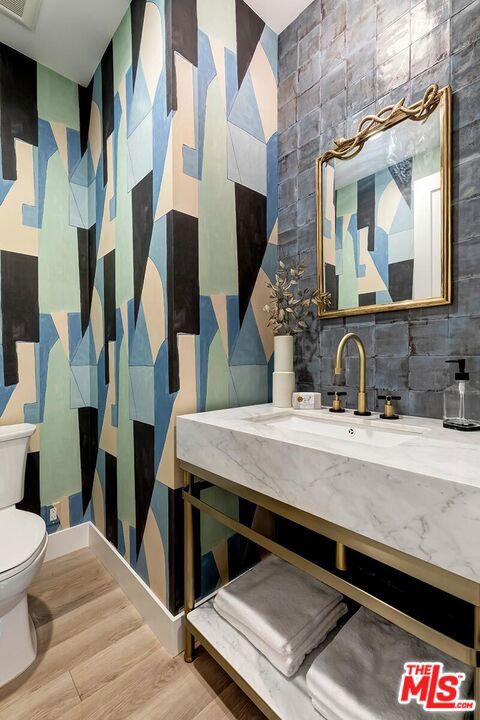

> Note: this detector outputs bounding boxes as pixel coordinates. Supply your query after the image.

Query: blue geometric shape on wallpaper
[70,150,91,188]
[72,325,96,366]
[149,480,169,559]
[67,128,82,181]
[225,48,238,116]
[230,304,266,366]
[261,25,278,79]
[127,298,136,356]
[129,304,153,366]
[127,111,153,191]
[230,364,268,407]
[201,551,220,597]
[69,491,85,527]
[371,226,389,286]
[0,346,15,415]
[197,296,219,413]
[23,121,57,229]
[262,242,277,282]
[153,70,171,212]
[95,160,106,245]
[227,295,240,359]
[136,543,150,586]
[67,312,83,361]
[117,520,126,557]
[390,194,414,235]
[129,524,137,569]
[27,313,59,424]
[71,365,94,409]
[70,182,89,229]
[229,70,265,143]
[267,133,278,238]
[149,216,167,286]
[129,365,155,425]
[154,340,176,474]
[92,65,103,112]
[348,213,365,278]
[376,290,393,304]
[335,216,343,250]
[111,93,122,221]
[127,62,152,138]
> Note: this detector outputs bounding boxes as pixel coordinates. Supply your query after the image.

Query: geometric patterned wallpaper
[1,0,277,615]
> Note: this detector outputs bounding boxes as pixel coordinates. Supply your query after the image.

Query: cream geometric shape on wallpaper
[0,140,37,255]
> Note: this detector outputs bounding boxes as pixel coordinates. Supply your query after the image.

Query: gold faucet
[334,333,371,417]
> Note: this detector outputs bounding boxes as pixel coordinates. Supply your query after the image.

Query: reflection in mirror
[317,85,451,318]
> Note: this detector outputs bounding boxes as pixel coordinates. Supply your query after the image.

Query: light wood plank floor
[0,548,265,720]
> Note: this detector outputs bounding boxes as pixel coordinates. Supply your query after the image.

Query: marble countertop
[177,404,480,584]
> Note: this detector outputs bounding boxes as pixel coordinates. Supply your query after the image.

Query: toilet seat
[0,508,47,581]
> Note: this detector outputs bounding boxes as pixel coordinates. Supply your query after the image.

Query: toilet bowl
[0,424,47,687]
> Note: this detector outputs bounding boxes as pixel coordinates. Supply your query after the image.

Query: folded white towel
[307,607,473,720]
[217,601,348,678]
[214,555,344,657]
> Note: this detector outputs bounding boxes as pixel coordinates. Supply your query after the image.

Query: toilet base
[0,594,38,687]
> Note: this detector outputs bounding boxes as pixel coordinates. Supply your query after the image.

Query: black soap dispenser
[443,359,480,431]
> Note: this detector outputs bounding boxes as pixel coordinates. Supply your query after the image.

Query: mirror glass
[318,87,451,318]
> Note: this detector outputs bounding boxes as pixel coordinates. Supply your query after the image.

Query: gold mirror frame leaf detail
[316,84,452,319]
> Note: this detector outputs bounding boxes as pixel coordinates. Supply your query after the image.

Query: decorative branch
[263,260,331,336]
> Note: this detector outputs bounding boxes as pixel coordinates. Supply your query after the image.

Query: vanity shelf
[180,455,480,720]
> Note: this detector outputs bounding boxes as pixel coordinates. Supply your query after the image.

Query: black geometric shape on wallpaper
[134,421,155,560]
[17,452,40,516]
[79,77,94,157]
[389,158,413,209]
[0,43,38,181]
[101,41,114,188]
[78,225,97,336]
[78,407,98,514]
[357,174,375,252]
[168,487,184,615]
[132,170,154,324]
[103,250,116,385]
[235,183,267,325]
[325,263,338,311]
[105,451,118,548]
[1,251,39,387]
[131,0,147,89]
[360,292,376,307]
[165,0,198,113]
[166,209,200,394]
[235,0,265,88]
[389,259,414,302]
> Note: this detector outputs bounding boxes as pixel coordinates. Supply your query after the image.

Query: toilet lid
[0,508,47,575]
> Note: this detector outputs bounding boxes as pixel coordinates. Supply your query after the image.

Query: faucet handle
[378,394,401,420]
[328,391,347,414]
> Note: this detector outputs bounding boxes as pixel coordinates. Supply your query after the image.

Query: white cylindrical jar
[273,335,295,408]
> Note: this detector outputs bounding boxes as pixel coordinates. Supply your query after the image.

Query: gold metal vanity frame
[316,84,452,319]
[182,460,480,720]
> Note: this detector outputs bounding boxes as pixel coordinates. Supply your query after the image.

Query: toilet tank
[0,424,36,509]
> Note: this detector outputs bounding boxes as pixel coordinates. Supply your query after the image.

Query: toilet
[0,424,48,687]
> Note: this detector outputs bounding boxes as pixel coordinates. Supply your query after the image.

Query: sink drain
[348,428,356,437]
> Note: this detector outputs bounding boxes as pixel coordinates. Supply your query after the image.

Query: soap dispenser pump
[443,359,480,431]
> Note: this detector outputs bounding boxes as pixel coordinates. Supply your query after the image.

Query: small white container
[292,392,322,410]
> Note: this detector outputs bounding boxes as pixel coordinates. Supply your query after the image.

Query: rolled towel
[307,607,473,720]
[218,601,348,678]
[214,555,344,657]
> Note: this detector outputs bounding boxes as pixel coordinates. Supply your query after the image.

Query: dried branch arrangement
[263,260,331,336]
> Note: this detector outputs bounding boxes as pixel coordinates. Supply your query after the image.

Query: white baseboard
[44,522,184,657]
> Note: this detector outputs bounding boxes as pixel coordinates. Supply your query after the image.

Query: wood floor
[0,548,265,720]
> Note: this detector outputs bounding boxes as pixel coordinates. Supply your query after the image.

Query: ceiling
[245,0,313,34]
[0,0,310,87]
[0,0,130,86]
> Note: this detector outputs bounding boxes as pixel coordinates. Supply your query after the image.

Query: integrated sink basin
[247,410,429,448]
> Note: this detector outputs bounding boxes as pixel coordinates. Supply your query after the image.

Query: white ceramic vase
[273,335,295,408]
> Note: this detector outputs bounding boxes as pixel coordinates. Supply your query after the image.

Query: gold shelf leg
[184,472,195,663]
[336,542,347,572]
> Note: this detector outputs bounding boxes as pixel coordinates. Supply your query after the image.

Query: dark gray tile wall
[278,0,480,418]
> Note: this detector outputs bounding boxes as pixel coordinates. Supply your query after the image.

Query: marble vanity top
[177,404,480,585]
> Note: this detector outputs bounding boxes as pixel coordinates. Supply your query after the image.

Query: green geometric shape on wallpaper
[37,65,79,129]
[336,183,356,216]
[197,0,236,51]
[338,227,358,310]
[113,7,132,91]
[230,305,266,366]
[129,365,155,425]
[39,152,80,313]
[117,335,136,526]
[229,364,268,408]
[200,486,238,555]
[40,340,82,505]
[199,76,238,296]
[206,331,230,411]
[115,97,134,306]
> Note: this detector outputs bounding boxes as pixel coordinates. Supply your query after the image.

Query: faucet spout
[334,333,371,416]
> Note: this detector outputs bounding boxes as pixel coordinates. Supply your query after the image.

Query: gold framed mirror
[316,84,452,319]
